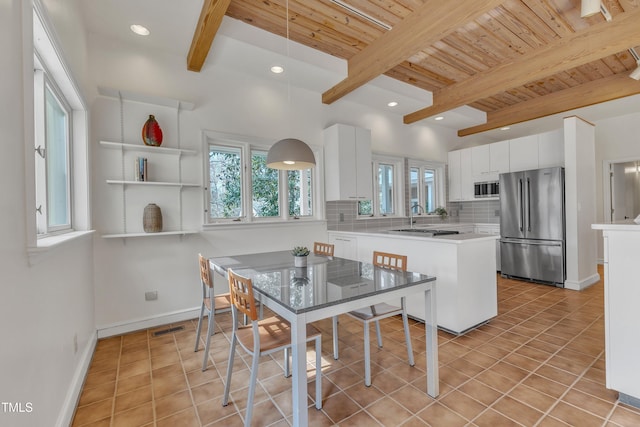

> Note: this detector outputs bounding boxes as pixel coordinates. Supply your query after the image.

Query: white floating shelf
[98,87,195,110]
[102,230,199,239]
[100,141,197,155]
[106,180,200,187]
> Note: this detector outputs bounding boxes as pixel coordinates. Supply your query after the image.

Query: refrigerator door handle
[500,238,562,247]
[518,178,524,232]
[526,177,531,232]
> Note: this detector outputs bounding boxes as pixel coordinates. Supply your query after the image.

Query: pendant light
[581,0,600,18]
[266,0,316,170]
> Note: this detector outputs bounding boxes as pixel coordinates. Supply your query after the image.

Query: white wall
[0,1,96,426]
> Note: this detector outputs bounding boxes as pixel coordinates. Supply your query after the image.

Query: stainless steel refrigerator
[499,167,565,286]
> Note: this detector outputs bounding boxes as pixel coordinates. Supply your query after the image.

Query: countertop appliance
[499,167,565,286]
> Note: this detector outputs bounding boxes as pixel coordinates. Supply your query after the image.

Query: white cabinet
[475,224,501,271]
[448,148,473,201]
[328,233,358,260]
[471,145,490,182]
[490,140,510,177]
[324,124,373,201]
[471,141,509,182]
[538,129,564,168]
[509,135,539,172]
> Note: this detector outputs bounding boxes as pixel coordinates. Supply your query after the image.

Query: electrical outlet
[73,333,78,354]
[145,291,158,301]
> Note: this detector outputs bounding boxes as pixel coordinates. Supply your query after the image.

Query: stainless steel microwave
[474,181,499,198]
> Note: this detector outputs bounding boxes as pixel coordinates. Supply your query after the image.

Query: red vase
[142,115,163,146]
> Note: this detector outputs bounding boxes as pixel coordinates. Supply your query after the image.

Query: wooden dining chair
[223,269,322,427]
[313,241,334,256]
[332,251,415,386]
[195,253,232,371]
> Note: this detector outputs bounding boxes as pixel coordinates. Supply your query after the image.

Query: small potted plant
[433,206,448,220]
[291,246,310,267]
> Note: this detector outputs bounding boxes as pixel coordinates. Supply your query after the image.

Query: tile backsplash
[326,199,500,231]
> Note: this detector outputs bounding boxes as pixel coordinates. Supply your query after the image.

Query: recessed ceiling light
[270,65,284,74]
[500,126,511,131]
[434,116,444,121]
[130,24,150,36]
[387,101,398,107]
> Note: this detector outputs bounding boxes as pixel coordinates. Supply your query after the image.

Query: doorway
[603,159,640,223]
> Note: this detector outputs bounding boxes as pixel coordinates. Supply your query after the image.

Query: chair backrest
[373,251,407,271]
[227,269,259,322]
[314,242,335,256]
[199,253,213,289]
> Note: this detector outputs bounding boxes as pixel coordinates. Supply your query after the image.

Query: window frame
[407,159,446,216]
[359,154,404,218]
[203,131,323,226]
[34,67,73,235]
[28,3,90,256]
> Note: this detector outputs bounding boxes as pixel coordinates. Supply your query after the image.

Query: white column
[563,116,599,289]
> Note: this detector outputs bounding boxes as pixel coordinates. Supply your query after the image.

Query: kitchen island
[328,228,498,334]
[592,222,640,408]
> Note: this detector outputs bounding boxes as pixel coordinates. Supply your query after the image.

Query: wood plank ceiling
[190,0,640,136]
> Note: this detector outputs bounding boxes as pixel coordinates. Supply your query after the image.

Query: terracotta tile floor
[73,267,640,426]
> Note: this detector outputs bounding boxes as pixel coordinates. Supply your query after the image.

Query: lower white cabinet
[328,233,358,260]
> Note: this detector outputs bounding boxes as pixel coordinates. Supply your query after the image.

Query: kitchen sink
[388,229,460,236]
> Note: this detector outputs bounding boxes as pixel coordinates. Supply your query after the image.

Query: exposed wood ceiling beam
[458,73,640,136]
[187,0,232,72]
[404,8,640,125]
[321,0,505,104]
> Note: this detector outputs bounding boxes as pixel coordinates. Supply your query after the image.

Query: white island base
[329,231,498,335]
[592,222,640,408]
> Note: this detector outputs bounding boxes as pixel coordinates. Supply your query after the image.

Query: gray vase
[143,203,163,233]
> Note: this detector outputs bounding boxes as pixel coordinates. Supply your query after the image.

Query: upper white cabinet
[448,129,564,202]
[448,149,474,201]
[324,123,373,201]
[471,140,509,182]
[538,129,564,168]
[471,145,490,182]
[509,135,539,172]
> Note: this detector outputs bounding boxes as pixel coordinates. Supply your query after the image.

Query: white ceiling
[79,0,640,141]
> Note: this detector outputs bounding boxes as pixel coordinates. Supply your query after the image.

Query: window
[34,75,72,234]
[359,155,403,217]
[409,160,445,214]
[28,5,89,253]
[206,136,317,224]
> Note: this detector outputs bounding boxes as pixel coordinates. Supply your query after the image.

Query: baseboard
[55,331,97,427]
[97,307,200,338]
[564,273,601,291]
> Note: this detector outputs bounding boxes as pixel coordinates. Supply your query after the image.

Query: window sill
[202,219,326,232]
[28,230,95,265]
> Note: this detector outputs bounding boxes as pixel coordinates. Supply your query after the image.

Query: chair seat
[236,316,322,353]
[204,293,232,312]
[348,303,402,321]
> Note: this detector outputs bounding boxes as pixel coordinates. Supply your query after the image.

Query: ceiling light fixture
[580,0,612,21]
[500,126,510,131]
[270,65,284,74]
[387,101,398,107]
[434,116,444,121]
[580,0,600,18]
[130,24,150,36]
[629,48,640,81]
[266,0,316,170]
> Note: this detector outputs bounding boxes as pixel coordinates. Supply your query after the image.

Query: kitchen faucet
[410,203,425,229]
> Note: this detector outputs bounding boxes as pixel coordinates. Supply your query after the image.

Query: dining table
[210,251,439,427]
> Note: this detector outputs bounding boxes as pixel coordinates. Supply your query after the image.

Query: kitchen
[4,1,640,426]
